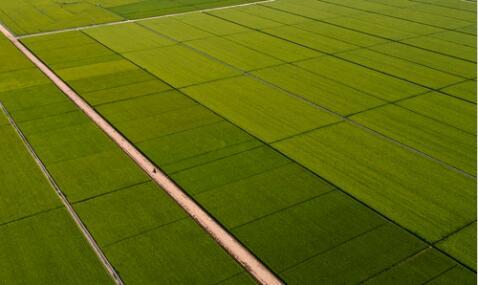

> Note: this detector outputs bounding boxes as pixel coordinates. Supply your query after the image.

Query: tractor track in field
[0,22,283,285]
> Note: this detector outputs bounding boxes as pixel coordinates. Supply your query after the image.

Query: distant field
[0,0,260,35]
[0,0,476,283]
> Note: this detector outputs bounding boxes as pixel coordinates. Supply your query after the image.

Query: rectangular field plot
[441,80,477,103]
[437,222,477,270]
[0,209,113,284]
[369,42,476,79]
[107,0,259,19]
[83,79,172,106]
[48,149,149,202]
[262,25,356,54]
[224,31,321,62]
[184,37,282,71]
[182,76,340,142]
[124,45,240,87]
[263,0,361,20]
[115,104,222,142]
[137,121,259,173]
[0,84,70,116]
[251,64,385,115]
[22,121,113,164]
[0,68,50,94]
[280,223,425,284]
[292,21,387,47]
[0,42,34,73]
[195,163,335,228]
[74,182,187,246]
[0,123,60,224]
[351,104,476,175]
[274,122,476,242]
[371,5,473,30]
[139,17,213,42]
[430,31,476,49]
[428,266,477,285]
[175,13,249,36]
[295,56,427,102]
[398,91,476,134]
[401,35,477,62]
[363,249,456,284]
[236,4,310,25]
[323,13,442,40]
[22,36,118,67]
[104,218,245,284]
[336,49,463,89]
[84,23,175,53]
[208,8,285,29]
[0,103,112,283]
[68,69,156,93]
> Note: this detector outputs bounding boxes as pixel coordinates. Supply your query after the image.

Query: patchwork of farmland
[0,0,260,35]
[0,0,476,284]
[0,32,250,284]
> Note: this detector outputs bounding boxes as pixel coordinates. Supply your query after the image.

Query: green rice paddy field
[0,0,476,284]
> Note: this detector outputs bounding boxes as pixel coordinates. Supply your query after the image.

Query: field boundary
[0,23,283,285]
[0,102,124,285]
[16,0,276,39]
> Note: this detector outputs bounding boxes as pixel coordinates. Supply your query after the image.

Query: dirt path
[17,0,276,39]
[0,24,283,285]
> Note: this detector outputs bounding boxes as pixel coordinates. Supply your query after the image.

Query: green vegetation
[280,224,425,284]
[296,56,427,101]
[428,266,477,285]
[0,0,259,35]
[370,42,476,79]
[337,49,462,89]
[1,31,248,283]
[125,45,240,87]
[84,23,175,53]
[0,121,60,224]
[0,209,114,284]
[437,222,477,270]
[442,80,477,103]
[183,76,340,142]
[1,0,476,283]
[252,64,385,115]
[0,112,112,284]
[364,249,456,284]
[224,31,321,62]
[351,105,476,174]
[274,122,475,242]
[398,91,476,134]
[104,218,244,284]
[185,37,281,71]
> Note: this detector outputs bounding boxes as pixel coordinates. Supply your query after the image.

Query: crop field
[0,0,476,284]
[0,0,261,35]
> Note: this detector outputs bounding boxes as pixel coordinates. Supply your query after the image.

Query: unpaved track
[17,0,276,39]
[0,23,283,285]
[0,102,124,285]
